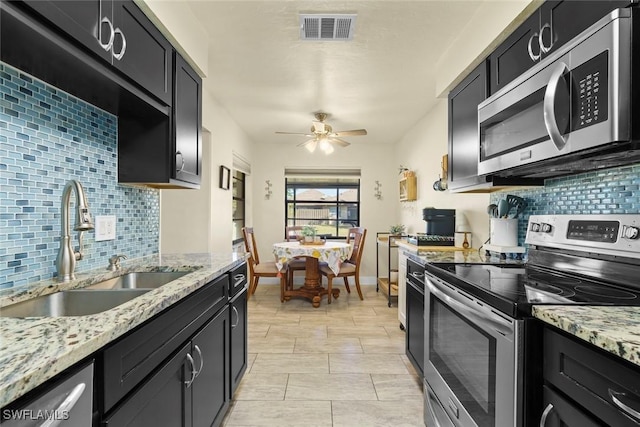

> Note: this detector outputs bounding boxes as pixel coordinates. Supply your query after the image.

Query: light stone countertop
[0,252,247,408]
[396,239,523,265]
[532,305,640,367]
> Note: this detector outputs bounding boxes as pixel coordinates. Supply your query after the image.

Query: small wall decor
[264,180,273,199]
[374,180,382,199]
[219,165,231,190]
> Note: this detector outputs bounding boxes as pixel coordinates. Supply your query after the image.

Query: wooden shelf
[377,278,398,297]
[399,174,417,201]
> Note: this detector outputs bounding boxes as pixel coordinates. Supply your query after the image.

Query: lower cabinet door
[230,288,248,397]
[540,385,600,427]
[406,282,424,376]
[103,343,191,426]
[192,305,230,427]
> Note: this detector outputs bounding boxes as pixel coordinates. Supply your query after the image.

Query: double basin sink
[0,271,190,318]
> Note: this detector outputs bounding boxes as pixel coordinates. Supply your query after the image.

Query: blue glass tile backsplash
[0,63,159,288]
[490,165,640,246]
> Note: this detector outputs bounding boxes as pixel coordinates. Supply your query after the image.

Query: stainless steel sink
[0,289,151,317]
[85,271,190,290]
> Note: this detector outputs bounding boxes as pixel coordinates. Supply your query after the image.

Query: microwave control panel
[572,51,608,131]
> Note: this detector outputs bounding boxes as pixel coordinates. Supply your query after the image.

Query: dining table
[272,240,352,307]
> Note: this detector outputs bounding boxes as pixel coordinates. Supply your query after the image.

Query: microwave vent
[299,14,356,41]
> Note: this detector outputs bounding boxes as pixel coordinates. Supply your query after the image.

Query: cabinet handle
[112,28,127,61]
[193,345,204,378]
[39,383,86,427]
[609,388,640,421]
[539,23,553,54]
[176,151,185,174]
[184,353,197,388]
[232,306,239,328]
[99,17,115,51]
[234,274,246,288]
[539,403,554,427]
[527,33,541,61]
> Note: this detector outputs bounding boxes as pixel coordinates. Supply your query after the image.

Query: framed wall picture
[219,165,231,190]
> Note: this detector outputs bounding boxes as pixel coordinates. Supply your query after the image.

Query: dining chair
[242,227,285,299]
[319,227,367,303]
[285,226,306,290]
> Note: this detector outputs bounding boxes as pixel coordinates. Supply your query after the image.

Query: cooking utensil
[505,194,526,219]
[487,204,498,218]
[497,199,509,218]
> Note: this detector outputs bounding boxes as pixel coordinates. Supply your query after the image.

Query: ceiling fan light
[322,143,334,154]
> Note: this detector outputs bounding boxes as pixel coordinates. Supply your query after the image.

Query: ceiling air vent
[299,14,357,41]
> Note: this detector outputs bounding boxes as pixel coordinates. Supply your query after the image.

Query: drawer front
[228,262,247,298]
[544,328,640,427]
[102,274,228,412]
[540,385,600,427]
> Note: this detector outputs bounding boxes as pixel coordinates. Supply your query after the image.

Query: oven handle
[543,62,569,151]
[425,274,513,336]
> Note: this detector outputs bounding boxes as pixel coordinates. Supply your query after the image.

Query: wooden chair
[285,226,306,289]
[242,227,285,299]
[319,227,367,303]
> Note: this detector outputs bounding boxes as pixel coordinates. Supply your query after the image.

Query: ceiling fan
[275,112,367,154]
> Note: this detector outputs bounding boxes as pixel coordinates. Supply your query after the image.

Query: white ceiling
[186,1,488,147]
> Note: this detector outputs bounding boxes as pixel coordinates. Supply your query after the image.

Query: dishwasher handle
[39,383,86,427]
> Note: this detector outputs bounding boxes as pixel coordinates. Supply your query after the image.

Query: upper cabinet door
[112,0,173,105]
[22,0,113,62]
[173,54,202,187]
[488,11,540,95]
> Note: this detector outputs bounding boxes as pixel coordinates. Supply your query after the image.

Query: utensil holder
[490,218,518,246]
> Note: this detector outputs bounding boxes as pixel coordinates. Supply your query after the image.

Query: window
[232,170,246,245]
[285,177,360,238]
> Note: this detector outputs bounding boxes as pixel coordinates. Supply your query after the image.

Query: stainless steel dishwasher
[1,362,93,427]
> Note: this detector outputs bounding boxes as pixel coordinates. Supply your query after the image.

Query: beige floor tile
[327,325,390,339]
[286,373,376,401]
[234,373,289,400]
[248,337,296,353]
[372,374,423,400]
[331,400,424,427]
[225,401,333,426]
[352,315,400,327]
[267,325,328,339]
[329,353,411,374]
[246,353,257,373]
[299,316,356,327]
[400,354,420,377]
[326,305,378,316]
[251,353,329,373]
[360,337,406,354]
[294,337,363,353]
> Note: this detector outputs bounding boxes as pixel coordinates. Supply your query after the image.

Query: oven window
[480,87,551,160]
[429,296,496,426]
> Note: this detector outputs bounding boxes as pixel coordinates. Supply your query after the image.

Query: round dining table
[272,241,352,307]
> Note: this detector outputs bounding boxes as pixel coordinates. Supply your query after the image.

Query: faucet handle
[107,254,127,271]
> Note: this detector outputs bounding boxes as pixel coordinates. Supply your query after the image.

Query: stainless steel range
[423,214,640,427]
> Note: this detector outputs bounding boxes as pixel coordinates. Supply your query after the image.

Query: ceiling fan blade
[276,131,315,137]
[297,138,317,147]
[330,137,351,147]
[333,129,367,137]
[297,139,318,153]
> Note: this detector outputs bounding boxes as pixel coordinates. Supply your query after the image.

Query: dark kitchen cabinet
[489,0,630,94]
[540,326,640,427]
[229,287,248,397]
[22,0,172,105]
[118,52,202,188]
[405,259,424,376]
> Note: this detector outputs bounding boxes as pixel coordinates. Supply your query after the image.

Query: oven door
[424,272,523,427]
[477,8,630,177]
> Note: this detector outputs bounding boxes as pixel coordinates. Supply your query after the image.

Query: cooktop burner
[432,263,640,316]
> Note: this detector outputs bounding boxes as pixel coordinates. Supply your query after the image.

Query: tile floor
[222,284,425,427]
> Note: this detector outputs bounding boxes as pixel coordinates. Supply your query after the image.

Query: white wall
[396,101,490,247]
[250,142,399,283]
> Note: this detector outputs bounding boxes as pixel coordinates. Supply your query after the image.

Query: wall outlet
[95,215,116,241]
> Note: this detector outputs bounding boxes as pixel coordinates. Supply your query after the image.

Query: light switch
[95,215,116,241]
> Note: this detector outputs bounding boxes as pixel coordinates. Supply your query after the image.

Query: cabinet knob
[623,226,640,240]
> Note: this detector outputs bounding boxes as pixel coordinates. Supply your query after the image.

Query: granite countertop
[396,239,523,265]
[0,252,246,408]
[533,305,640,367]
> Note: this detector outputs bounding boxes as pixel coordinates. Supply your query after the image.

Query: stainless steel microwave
[478,8,636,178]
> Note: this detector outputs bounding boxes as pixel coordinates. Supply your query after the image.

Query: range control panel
[526,214,640,259]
